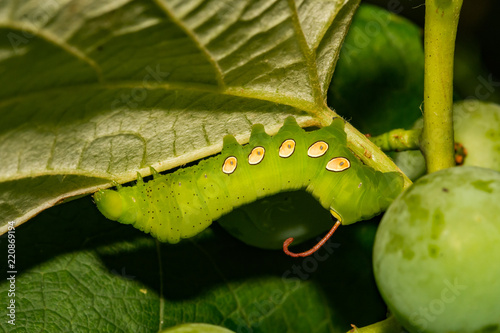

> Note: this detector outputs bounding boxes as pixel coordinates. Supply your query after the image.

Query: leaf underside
[0,0,360,232]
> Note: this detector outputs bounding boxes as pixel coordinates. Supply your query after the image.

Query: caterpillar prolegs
[94,117,403,256]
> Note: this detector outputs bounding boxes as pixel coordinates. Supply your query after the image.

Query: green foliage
[1,196,386,332]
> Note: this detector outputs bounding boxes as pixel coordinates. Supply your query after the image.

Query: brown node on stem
[454,142,468,165]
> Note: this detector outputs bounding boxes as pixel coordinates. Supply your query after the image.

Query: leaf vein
[152,0,226,88]
[0,21,103,82]
[0,80,320,118]
[286,0,323,106]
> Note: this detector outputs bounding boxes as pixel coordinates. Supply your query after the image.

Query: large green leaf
[0,0,362,232]
[0,196,386,332]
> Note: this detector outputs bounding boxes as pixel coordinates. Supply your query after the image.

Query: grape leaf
[0,0,361,232]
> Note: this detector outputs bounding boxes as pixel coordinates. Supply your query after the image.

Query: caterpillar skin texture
[94,117,404,244]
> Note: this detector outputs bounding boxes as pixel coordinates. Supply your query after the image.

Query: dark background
[367,0,500,102]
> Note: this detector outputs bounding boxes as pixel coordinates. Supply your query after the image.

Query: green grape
[454,100,500,170]
[393,100,500,181]
[373,166,500,333]
[218,190,333,249]
[327,4,424,136]
[160,323,235,333]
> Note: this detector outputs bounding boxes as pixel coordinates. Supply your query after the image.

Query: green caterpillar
[94,117,403,256]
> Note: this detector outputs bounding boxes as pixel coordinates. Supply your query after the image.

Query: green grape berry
[373,166,500,333]
[454,100,500,169]
[393,100,500,181]
[160,323,235,333]
[218,190,333,249]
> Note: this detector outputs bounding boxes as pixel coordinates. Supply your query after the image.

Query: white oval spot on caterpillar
[222,156,237,174]
[308,141,329,158]
[358,182,362,188]
[326,157,350,172]
[248,146,265,165]
[279,139,295,158]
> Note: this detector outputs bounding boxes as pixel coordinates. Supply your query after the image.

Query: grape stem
[368,129,421,152]
[346,315,402,333]
[421,0,463,173]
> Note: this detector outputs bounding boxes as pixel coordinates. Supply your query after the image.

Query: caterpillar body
[94,117,403,249]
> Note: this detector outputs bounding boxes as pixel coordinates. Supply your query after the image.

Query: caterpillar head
[94,189,138,224]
